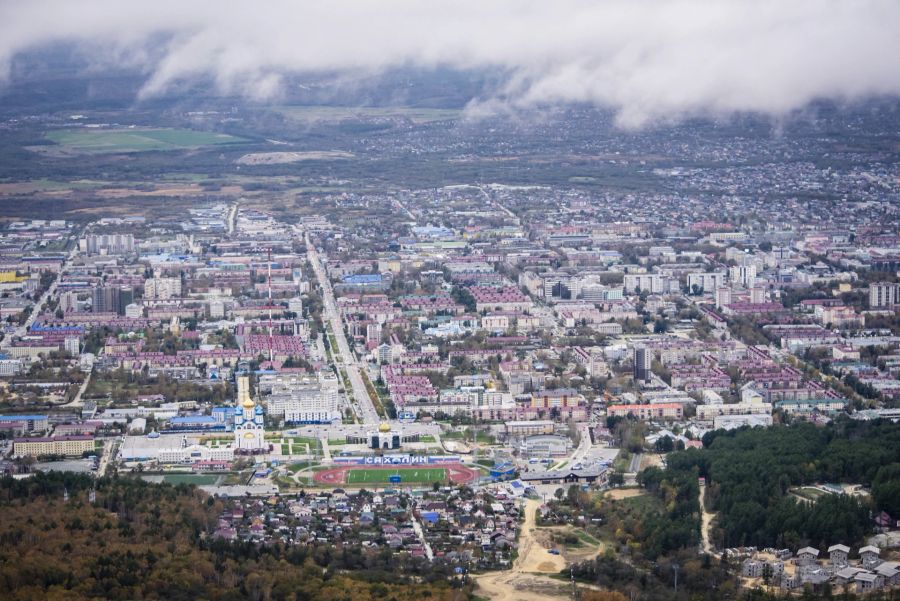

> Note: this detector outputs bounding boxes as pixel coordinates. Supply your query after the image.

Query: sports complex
[314,463,479,486]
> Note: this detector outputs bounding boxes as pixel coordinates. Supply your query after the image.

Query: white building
[687,272,727,294]
[81,233,134,255]
[124,303,144,318]
[144,277,183,300]
[715,287,732,309]
[624,273,671,294]
[0,359,23,376]
[209,299,226,319]
[264,373,341,424]
[233,376,266,451]
[64,336,80,356]
[157,438,235,463]
[870,282,900,308]
[729,265,757,288]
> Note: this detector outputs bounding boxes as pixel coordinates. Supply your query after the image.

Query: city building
[634,346,651,383]
[870,282,900,308]
[233,376,266,451]
[13,435,95,457]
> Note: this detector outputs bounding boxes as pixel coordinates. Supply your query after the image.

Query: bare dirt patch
[604,487,647,500]
[236,151,354,165]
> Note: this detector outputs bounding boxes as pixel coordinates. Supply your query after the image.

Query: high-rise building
[63,337,80,356]
[118,286,133,313]
[715,287,732,309]
[634,346,651,383]
[92,286,118,314]
[144,277,182,300]
[687,272,727,294]
[92,286,131,315]
[264,373,340,424]
[59,291,79,313]
[81,233,134,255]
[869,282,900,308]
[209,299,225,319]
[729,265,757,288]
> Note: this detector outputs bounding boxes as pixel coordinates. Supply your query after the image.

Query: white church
[233,375,267,452]
[147,375,269,464]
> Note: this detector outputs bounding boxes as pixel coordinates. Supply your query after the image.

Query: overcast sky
[1,0,899,127]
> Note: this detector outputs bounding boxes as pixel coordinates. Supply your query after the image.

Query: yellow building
[13,436,95,457]
[0,271,26,283]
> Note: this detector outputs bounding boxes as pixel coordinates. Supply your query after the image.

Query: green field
[159,473,222,486]
[791,486,827,501]
[45,128,248,154]
[346,468,447,484]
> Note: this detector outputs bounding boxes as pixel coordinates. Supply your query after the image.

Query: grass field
[346,468,447,484]
[45,128,248,154]
[160,474,221,486]
[791,486,827,501]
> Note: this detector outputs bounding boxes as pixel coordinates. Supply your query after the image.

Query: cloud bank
[1,0,899,127]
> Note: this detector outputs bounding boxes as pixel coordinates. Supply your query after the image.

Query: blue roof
[169,415,218,424]
[342,274,382,284]
[0,414,48,421]
[28,324,84,332]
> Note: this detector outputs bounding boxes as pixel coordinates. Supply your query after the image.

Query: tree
[654,435,674,454]
[581,591,628,601]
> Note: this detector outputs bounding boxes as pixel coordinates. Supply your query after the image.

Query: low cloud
[1,0,899,127]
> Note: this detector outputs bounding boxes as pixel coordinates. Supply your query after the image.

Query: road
[411,511,435,561]
[551,424,592,471]
[699,480,718,556]
[0,271,62,349]
[475,499,569,601]
[62,364,93,408]
[393,198,416,222]
[96,438,116,477]
[1,246,81,350]
[628,453,643,473]
[305,234,381,425]
[227,202,238,236]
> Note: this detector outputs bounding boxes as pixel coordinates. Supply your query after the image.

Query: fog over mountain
[1,0,899,127]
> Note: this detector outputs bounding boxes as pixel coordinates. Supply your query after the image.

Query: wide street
[304,233,382,425]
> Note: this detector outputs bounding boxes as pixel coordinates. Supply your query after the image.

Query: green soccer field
[159,473,222,486]
[346,468,447,484]
[45,128,248,154]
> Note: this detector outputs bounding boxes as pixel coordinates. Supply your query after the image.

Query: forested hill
[0,473,460,601]
[644,419,900,551]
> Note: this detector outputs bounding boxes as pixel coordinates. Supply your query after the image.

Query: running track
[314,463,479,486]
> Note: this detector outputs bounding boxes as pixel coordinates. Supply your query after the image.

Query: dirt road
[475,499,569,600]
[699,480,718,556]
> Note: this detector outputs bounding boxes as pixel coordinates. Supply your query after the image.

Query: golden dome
[378,422,391,433]
[242,398,256,409]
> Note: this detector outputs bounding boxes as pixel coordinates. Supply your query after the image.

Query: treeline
[633,466,701,558]
[651,419,900,550]
[570,553,734,601]
[87,369,231,405]
[0,472,461,601]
